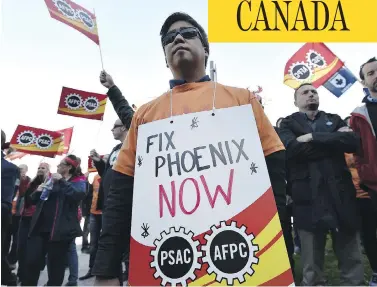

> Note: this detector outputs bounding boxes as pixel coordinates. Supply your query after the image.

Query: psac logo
[64,93,99,113]
[36,134,54,150]
[236,0,348,32]
[76,10,95,29]
[52,0,95,30]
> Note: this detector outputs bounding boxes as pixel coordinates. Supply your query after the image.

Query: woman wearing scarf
[22,155,86,286]
[17,162,50,284]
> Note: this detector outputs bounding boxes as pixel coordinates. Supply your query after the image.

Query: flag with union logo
[57,87,107,121]
[88,155,104,173]
[10,125,63,158]
[44,0,99,44]
[284,43,344,89]
[5,151,28,161]
[56,127,74,155]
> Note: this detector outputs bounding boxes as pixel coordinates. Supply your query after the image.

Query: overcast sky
[0,0,376,178]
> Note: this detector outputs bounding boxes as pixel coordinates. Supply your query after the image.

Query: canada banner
[129,105,294,286]
[44,0,99,44]
[284,43,344,89]
[10,125,63,158]
[57,87,107,121]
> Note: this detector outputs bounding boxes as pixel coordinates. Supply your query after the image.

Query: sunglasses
[112,124,123,130]
[161,27,203,47]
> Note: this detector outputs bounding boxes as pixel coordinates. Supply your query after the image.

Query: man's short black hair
[160,12,210,66]
[359,57,377,80]
[294,82,313,101]
[1,129,5,147]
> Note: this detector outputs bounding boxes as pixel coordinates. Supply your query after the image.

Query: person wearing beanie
[92,12,287,285]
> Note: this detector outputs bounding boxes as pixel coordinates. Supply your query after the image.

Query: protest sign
[129,105,293,286]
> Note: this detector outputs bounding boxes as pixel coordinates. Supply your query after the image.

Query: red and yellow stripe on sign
[191,214,292,286]
[128,188,294,286]
[44,0,99,44]
[11,137,62,158]
[57,86,107,121]
[58,98,107,120]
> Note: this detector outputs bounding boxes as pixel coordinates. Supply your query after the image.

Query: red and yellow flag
[56,127,74,155]
[5,151,28,161]
[57,87,107,121]
[284,43,344,89]
[44,0,99,44]
[88,155,104,173]
[10,125,63,158]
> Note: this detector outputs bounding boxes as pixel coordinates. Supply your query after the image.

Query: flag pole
[210,61,216,81]
[98,41,105,71]
[93,7,104,71]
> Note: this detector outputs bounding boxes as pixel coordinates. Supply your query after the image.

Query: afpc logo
[65,93,83,110]
[208,0,377,42]
[17,130,36,146]
[289,62,313,82]
[53,0,76,20]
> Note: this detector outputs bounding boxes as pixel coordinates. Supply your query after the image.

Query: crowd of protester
[1,11,376,287]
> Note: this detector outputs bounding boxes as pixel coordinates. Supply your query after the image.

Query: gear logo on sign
[65,93,83,110]
[36,134,54,150]
[289,61,313,82]
[306,50,327,68]
[201,221,259,285]
[52,0,76,20]
[150,227,202,286]
[76,10,95,29]
[83,97,99,113]
[17,130,36,146]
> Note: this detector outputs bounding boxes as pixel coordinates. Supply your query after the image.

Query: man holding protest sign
[92,12,291,286]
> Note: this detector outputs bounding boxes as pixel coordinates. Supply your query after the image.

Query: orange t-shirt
[113,81,284,177]
[90,174,102,215]
[345,153,370,199]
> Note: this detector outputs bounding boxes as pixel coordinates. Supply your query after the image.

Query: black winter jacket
[279,111,361,233]
[94,143,122,211]
[28,176,86,242]
[94,85,134,211]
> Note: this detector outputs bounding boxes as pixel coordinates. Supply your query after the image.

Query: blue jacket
[1,152,19,209]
